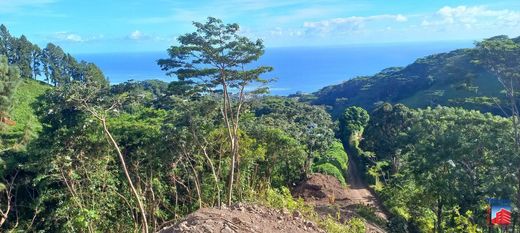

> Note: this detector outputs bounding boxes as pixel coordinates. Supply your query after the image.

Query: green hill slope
[311,36,516,116]
[1,79,50,148]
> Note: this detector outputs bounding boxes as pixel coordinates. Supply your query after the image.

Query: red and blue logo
[487,199,512,226]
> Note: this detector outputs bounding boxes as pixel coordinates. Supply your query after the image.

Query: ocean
[75,41,473,95]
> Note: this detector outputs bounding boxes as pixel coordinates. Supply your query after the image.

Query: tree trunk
[202,149,221,207]
[435,197,443,233]
[102,119,149,233]
[227,145,236,205]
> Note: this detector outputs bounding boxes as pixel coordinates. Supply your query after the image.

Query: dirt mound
[292,173,348,203]
[157,204,325,233]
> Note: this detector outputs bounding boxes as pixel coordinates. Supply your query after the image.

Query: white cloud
[126,30,171,42]
[53,32,83,42]
[49,32,104,43]
[129,30,143,40]
[423,5,520,28]
[396,14,408,22]
[303,14,407,35]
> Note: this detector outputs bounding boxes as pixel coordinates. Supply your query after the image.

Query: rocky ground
[157,204,325,233]
[158,157,390,233]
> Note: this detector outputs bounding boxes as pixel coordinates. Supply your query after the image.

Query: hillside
[310,36,519,116]
[1,79,49,149]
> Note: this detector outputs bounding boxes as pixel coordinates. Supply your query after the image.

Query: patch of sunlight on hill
[8,79,50,134]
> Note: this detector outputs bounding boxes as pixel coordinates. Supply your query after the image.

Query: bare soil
[157,204,325,233]
[292,156,389,232]
[344,156,388,220]
[158,152,389,233]
[292,173,349,203]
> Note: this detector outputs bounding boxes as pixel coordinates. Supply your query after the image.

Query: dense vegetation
[0,19,352,232]
[336,36,520,232]
[346,104,519,232]
[2,17,520,232]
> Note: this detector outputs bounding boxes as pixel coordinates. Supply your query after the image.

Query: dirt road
[343,154,388,220]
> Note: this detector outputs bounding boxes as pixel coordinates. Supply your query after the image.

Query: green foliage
[312,163,346,186]
[8,79,49,131]
[313,140,348,183]
[158,16,272,94]
[321,217,365,233]
[0,55,20,120]
[341,106,370,134]
[310,36,520,117]
[363,104,519,232]
[447,207,481,233]
[261,187,310,213]
[5,19,520,233]
[353,204,387,229]
[252,96,335,173]
[247,125,307,187]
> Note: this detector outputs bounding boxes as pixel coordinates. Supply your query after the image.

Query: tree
[0,25,12,61]
[12,35,33,78]
[341,106,370,134]
[340,106,369,153]
[363,103,413,175]
[42,43,66,86]
[65,70,150,232]
[251,97,335,175]
[366,106,518,232]
[158,17,273,205]
[475,36,520,226]
[475,36,520,143]
[30,44,42,79]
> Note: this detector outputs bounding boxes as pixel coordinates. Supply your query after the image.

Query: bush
[320,141,348,170]
[320,217,366,233]
[312,163,346,185]
[354,204,388,229]
[314,140,349,182]
[259,187,313,215]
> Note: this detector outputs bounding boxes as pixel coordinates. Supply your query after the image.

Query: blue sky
[2,0,520,53]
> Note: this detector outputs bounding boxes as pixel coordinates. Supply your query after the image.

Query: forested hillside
[311,36,520,117]
[0,19,367,232]
[333,35,520,232]
[2,17,520,233]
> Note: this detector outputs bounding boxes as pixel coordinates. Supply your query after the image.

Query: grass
[1,78,50,149]
[8,79,49,132]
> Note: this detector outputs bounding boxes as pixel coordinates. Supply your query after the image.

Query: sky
[2,0,520,53]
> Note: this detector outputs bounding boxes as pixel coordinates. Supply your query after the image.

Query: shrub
[314,140,349,183]
[312,162,346,185]
[320,217,366,233]
[354,204,388,229]
[259,187,313,216]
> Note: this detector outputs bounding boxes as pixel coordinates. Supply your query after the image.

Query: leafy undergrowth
[254,187,366,233]
[312,140,349,186]
[353,204,388,229]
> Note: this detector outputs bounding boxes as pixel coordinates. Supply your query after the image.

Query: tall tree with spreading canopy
[158,17,273,205]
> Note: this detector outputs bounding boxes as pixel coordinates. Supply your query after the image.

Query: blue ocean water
[75,41,473,95]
